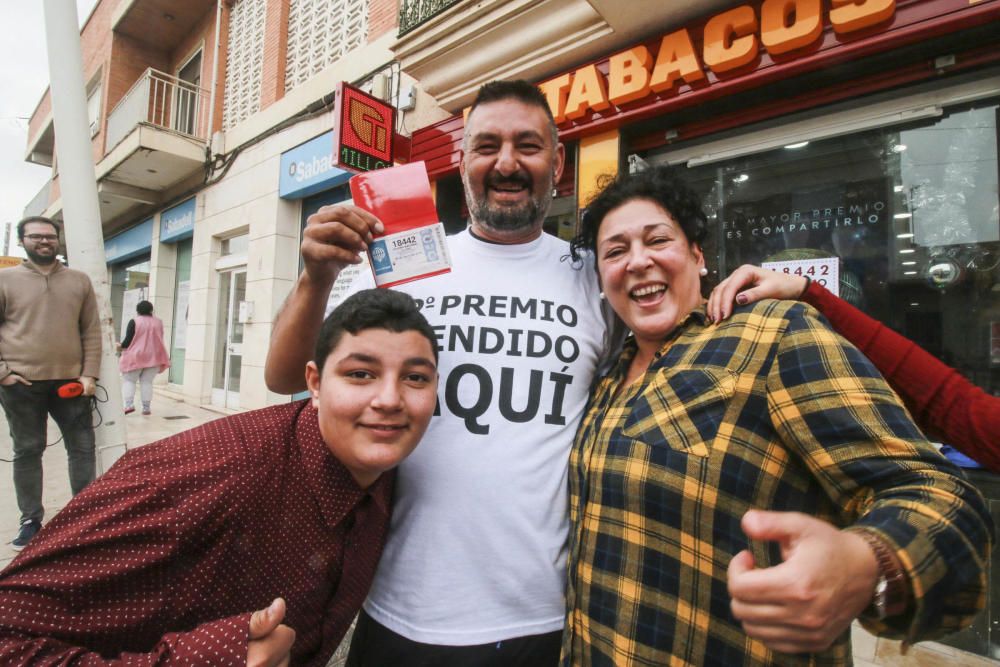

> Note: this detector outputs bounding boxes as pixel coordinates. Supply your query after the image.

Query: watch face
[872,577,889,619]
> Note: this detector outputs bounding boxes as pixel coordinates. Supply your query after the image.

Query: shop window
[168,239,192,385]
[220,233,249,258]
[658,100,998,418]
[544,141,578,242]
[110,258,151,339]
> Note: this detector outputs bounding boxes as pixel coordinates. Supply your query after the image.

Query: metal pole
[206,0,224,146]
[42,0,128,472]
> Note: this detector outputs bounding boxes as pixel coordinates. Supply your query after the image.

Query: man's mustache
[485,172,533,190]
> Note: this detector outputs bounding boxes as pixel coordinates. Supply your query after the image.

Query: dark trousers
[346,609,562,667]
[0,380,96,523]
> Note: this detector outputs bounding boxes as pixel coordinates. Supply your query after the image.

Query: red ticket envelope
[350,162,452,288]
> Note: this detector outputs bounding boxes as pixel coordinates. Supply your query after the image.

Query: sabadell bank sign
[279,131,353,200]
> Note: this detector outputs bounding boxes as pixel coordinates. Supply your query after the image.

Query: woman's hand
[707,265,808,323]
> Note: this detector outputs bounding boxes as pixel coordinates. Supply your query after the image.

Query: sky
[0,0,98,257]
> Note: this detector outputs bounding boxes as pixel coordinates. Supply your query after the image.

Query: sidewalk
[0,390,229,569]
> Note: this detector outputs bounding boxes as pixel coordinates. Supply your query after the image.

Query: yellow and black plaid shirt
[562,300,991,667]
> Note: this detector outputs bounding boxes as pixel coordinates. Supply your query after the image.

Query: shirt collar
[21,259,64,275]
[294,402,394,530]
[614,305,711,374]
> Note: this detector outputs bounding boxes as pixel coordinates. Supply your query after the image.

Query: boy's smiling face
[306,328,438,488]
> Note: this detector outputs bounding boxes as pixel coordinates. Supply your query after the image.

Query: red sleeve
[0,442,254,664]
[802,280,1000,473]
[0,613,252,666]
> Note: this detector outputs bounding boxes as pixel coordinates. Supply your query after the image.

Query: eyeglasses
[23,234,59,243]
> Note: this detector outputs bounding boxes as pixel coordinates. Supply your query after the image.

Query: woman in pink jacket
[118,300,170,415]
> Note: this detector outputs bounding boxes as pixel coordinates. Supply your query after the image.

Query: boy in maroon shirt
[0,288,439,666]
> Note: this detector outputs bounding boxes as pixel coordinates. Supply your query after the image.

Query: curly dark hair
[570,166,709,265]
[314,288,438,373]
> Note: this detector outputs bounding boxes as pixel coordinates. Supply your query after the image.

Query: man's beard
[464,170,555,234]
[25,247,56,265]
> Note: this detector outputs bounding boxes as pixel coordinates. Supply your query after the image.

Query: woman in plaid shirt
[562,166,991,666]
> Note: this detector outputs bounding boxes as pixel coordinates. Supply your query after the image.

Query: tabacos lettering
[539,0,896,125]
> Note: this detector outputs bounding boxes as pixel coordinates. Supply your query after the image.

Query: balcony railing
[106,68,210,152]
[398,0,462,36]
[23,179,52,219]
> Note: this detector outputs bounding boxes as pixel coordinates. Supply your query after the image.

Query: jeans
[0,380,96,523]
[122,367,157,409]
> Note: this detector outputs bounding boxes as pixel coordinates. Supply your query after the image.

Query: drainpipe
[206,0,224,154]
[42,0,128,472]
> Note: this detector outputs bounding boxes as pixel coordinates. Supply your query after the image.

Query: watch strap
[855,529,909,619]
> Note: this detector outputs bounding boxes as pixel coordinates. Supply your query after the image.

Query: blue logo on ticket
[370,240,394,275]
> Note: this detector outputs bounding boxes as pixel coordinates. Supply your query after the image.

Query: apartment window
[285,0,368,93]
[222,0,266,130]
[86,76,102,137]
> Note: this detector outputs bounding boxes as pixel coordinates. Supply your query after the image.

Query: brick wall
[260,0,290,110]
[368,0,398,42]
[168,7,223,138]
[27,96,52,146]
[81,0,126,162]
[107,35,170,151]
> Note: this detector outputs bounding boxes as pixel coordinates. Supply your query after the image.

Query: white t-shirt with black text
[331,229,612,645]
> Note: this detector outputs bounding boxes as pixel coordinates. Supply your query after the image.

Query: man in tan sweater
[0,216,101,551]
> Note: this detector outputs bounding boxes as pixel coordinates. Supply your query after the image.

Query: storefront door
[212,269,245,409]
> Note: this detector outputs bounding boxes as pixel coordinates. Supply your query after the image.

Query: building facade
[20,0,1000,661]
[23,0,445,410]
[400,1,1000,661]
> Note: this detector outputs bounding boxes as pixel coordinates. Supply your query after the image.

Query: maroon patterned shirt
[0,400,393,665]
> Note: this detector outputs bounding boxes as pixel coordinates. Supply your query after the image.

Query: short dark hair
[314,289,438,373]
[570,166,709,265]
[17,216,60,240]
[466,80,558,147]
[136,300,154,316]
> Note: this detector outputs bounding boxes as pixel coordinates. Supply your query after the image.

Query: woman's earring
[599,292,605,300]
[552,188,558,198]
[699,267,708,277]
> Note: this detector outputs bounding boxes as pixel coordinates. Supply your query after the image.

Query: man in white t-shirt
[266,80,617,665]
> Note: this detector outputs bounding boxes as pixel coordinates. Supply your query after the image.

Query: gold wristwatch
[856,530,908,620]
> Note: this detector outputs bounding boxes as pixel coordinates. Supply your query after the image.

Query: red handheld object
[57,381,84,399]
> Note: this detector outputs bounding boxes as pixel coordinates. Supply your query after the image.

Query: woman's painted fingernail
[736,294,748,305]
